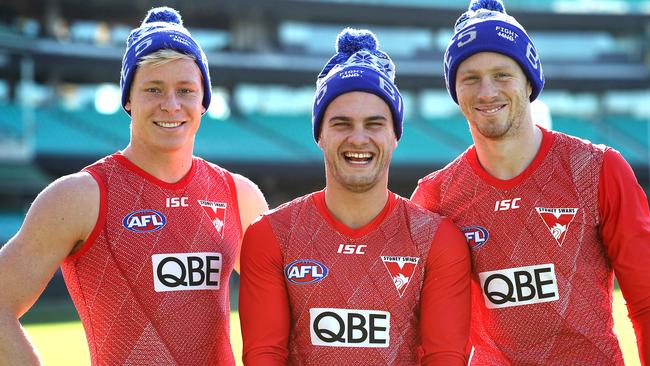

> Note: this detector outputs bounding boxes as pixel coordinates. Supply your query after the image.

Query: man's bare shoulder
[46,171,98,195]
[230,173,268,228]
[23,171,100,248]
[231,173,262,197]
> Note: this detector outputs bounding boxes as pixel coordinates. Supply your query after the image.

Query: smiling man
[411,0,650,364]
[0,7,267,365]
[239,28,471,366]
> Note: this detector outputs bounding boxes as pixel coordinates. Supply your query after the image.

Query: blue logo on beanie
[312,28,404,142]
[120,7,212,115]
[444,0,544,104]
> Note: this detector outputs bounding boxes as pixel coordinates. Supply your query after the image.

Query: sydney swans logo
[535,207,578,246]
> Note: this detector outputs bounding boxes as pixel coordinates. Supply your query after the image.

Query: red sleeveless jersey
[267,192,436,365]
[61,153,242,365]
[413,128,639,365]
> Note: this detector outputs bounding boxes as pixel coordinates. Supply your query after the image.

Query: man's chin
[340,177,377,194]
[476,124,511,140]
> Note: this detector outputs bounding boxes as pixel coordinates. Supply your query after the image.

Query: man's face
[318,91,397,193]
[455,52,532,141]
[125,58,205,154]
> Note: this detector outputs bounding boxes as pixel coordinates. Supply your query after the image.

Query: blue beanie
[312,28,404,142]
[444,0,544,104]
[120,7,211,114]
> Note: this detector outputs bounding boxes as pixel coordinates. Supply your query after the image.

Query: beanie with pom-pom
[120,7,211,114]
[444,0,544,104]
[312,28,403,142]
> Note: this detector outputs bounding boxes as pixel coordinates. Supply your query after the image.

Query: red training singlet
[413,128,633,365]
[61,153,242,365]
[269,192,435,365]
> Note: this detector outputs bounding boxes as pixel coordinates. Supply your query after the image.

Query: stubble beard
[326,156,388,194]
[473,95,529,141]
[476,117,516,140]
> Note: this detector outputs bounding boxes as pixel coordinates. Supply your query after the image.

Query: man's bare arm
[0,173,99,364]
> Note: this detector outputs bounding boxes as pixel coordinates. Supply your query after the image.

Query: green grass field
[23,289,640,366]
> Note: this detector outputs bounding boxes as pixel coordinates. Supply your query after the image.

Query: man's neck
[324,183,390,230]
[122,144,193,183]
[473,123,543,181]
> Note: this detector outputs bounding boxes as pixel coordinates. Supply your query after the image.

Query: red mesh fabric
[61,154,241,365]
[415,131,624,365]
[267,192,438,365]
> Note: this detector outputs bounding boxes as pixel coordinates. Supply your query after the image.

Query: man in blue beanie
[0,7,268,365]
[412,0,650,364]
[239,28,471,365]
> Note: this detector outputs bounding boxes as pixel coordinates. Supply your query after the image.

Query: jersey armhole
[224,170,244,239]
[65,170,107,262]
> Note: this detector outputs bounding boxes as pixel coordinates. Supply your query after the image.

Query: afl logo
[461,225,489,250]
[123,210,167,233]
[285,259,329,285]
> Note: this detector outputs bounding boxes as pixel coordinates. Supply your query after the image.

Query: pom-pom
[336,28,378,56]
[469,0,505,13]
[143,7,183,26]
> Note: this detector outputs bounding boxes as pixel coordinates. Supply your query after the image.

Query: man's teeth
[156,121,182,128]
[344,152,373,165]
[345,152,372,159]
[481,106,502,113]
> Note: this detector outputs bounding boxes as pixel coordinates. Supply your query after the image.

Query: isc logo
[123,210,167,233]
[478,263,559,309]
[494,198,521,211]
[310,308,390,348]
[151,252,222,292]
[285,259,329,285]
[337,244,366,255]
[166,197,189,207]
[461,226,489,250]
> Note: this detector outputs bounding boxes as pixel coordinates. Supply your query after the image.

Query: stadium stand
[244,114,322,158]
[393,118,470,165]
[195,115,310,164]
[605,115,650,154]
[5,102,648,182]
[35,108,120,156]
[0,103,24,139]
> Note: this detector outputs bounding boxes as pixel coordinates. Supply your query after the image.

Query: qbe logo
[478,263,559,309]
[310,308,390,348]
[151,252,221,292]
